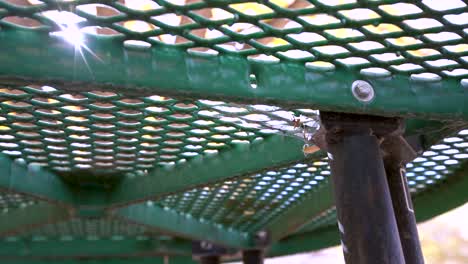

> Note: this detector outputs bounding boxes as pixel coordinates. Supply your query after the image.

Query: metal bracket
[252,230,270,249]
[320,112,404,139]
[192,241,236,258]
[320,111,408,264]
[319,111,426,264]
[381,135,418,166]
[315,112,404,154]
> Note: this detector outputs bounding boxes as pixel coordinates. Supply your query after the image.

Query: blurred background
[233,202,468,264]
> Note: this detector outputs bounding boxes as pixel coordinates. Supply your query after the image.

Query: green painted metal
[263,157,334,242]
[21,217,159,238]
[0,134,304,208]
[118,203,253,249]
[268,226,340,258]
[0,258,197,264]
[0,126,465,257]
[0,31,466,120]
[4,155,466,263]
[0,0,466,260]
[0,202,70,235]
[109,135,305,207]
[0,109,454,210]
[267,163,468,258]
[152,127,468,238]
[0,238,191,257]
[0,191,38,212]
[414,161,468,223]
[294,121,468,234]
[154,157,331,234]
[0,154,74,205]
[0,0,467,120]
[0,83,315,179]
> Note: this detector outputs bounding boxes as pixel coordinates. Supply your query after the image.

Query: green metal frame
[0,155,74,205]
[2,166,467,262]
[1,259,197,264]
[6,160,461,262]
[0,136,305,208]
[0,0,466,261]
[118,204,253,248]
[109,135,305,207]
[0,122,465,258]
[0,203,69,235]
[270,159,468,258]
[414,162,468,222]
[0,238,191,258]
[0,31,466,121]
[264,172,333,242]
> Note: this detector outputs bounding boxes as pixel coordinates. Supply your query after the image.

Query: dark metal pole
[381,135,425,264]
[321,113,406,264]
[199,256,220,264]
[193,241,229,264]
[386,164,425,264]
[242,249,264,264]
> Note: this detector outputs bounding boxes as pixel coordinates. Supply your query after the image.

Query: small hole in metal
[250,74,257,89]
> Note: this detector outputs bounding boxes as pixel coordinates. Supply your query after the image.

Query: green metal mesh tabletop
[0,0,466,263]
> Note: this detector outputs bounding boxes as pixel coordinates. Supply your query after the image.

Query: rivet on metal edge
[200,241,213,250]
[256,230,268,240]
[351,80,375,103]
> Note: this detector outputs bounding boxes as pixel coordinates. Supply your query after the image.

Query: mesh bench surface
[0,0,466,262]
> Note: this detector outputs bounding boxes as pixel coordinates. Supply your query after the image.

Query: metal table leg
[386,164,425,264]
[193,241,228,264]
[199,256,220,264]
[381,135,425,264]
[321,112,406,264]
[242,249,264,264]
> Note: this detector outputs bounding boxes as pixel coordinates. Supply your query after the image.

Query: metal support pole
[321,112,406,264]
[193,241,230,264]
[242,249,264,264]
[382,135,425,264]
[199,256,220,264]
[385,164,425,264]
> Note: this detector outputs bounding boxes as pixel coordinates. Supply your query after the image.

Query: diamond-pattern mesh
[298,128,468,233]
[406,129,468,192]
[0,0,466,85]
[0,0,466,257]
[158,158,331,233]
[0,82,466,245]
[16,218,158,239]
[158,128,468,233]
[0,191,37,212]
[0,85,319,176]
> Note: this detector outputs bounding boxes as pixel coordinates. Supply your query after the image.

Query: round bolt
[256,231,268,240]
[200,241,213,250]
[351,80,375,103]
[254,230,269,246]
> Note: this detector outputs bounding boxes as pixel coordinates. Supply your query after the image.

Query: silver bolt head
[351,80,375,103]
[200,241,213,250]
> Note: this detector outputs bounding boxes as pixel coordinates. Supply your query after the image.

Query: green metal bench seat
[0,0,466,263]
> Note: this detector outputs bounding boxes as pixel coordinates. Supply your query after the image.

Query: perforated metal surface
[298,128,468,232]
[157,158,330,233]
[0,83,465,256]
[0,0,466,84]
[0,85,318,176]
[16,217,156,239]
[155,129,468,234]
[406,129,468,191]
[0,191,37,212]
[0,0,466,260]
[1,0,468,80]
